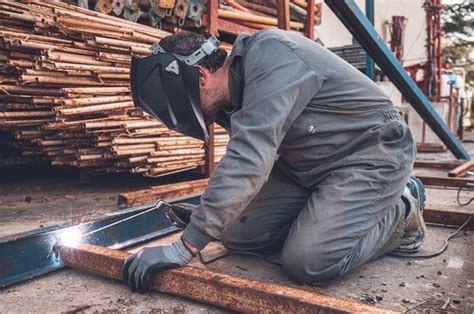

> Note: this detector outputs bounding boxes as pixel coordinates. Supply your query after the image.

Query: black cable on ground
[389,215,472,259]
[457,187,473,206]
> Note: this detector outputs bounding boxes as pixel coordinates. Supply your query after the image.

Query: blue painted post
[365,0,375,80]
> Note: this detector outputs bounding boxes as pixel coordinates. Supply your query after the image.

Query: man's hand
[122,239,193,293]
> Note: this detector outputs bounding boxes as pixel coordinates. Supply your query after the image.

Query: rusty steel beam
[207,0,219,35]
[424,207,473,229]
[414,160,463,170]
[448,160,474,178]
[305,0,315,39]
[58,244,393,313]
[276,0,290,30]
[417,175,474,189]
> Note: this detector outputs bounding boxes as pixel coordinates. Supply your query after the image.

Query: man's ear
[195,65,208,87]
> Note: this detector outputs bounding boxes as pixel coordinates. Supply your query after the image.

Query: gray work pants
[221,120,415,286]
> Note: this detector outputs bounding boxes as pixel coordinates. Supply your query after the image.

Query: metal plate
[111,0,125,15]
[0,195,201,288]
[187,0,203,22]
[173,0,189,20]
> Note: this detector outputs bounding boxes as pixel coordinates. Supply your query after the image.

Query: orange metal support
[305,0,315,39]
[59,243,392,313]
[206,0,218,35]
[276,0,290,30]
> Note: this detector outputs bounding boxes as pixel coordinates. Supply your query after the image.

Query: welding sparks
[58,227,83,247]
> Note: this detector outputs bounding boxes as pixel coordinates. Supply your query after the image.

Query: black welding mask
[130,37,221,143]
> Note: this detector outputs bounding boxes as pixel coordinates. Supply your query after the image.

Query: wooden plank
[59,244,394,313]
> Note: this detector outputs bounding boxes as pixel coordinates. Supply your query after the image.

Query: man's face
[197,64,230,125]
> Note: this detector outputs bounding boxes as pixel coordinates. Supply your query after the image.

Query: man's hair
[159,31,228,73]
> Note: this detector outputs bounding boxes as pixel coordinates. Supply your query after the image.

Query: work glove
[123,239,193,293]
[166,203,196,230]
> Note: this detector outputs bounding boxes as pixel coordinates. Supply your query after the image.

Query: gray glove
[122,239,193,293]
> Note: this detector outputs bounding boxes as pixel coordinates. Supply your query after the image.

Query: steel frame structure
[325,0,470,160]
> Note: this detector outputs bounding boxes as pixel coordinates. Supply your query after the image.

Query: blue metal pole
[325,0,470,160]
[365,0,375,80]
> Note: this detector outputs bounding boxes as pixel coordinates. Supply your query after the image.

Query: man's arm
[182,38,323,249]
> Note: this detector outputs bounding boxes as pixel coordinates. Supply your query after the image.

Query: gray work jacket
[182,29,400,247]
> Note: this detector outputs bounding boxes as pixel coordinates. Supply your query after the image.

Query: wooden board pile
[0,0,229,177]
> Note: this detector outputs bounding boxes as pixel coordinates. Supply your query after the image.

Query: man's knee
[280,244,352,286]
[221,221,290,253]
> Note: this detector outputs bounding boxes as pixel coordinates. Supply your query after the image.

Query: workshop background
[1,0,473,313]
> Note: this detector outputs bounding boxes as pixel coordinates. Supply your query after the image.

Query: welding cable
[198,251,283,267]
[389,215,472,259]
[456,187,474,207]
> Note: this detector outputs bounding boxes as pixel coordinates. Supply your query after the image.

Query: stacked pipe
[0,0,229,177]
[217,0,321,31]
[70,1,321,35]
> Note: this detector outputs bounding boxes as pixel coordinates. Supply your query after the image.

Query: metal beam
[448,160,474,178]
[305,0,315,39]
[365,0,375,80]
[276,0,290,30]
[424,207,473,229]
[0,196,200,288]
[414,160,463,170]
[325,0,470,160]
[58,243,393,313]
[417,175,474,189]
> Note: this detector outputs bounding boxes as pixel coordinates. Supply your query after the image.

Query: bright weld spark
[58,226,83,247]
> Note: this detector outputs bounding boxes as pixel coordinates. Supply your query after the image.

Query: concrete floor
[0,133,473,313]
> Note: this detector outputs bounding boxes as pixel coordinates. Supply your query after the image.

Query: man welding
[123,29,427,293]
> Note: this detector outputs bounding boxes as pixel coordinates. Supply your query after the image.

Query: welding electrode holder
[164,203,195,230]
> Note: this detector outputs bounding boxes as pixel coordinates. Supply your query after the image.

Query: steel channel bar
[324,0,470,160]
[423,207,473,229]
[414,160,463,170]
[0,195,200,288]
[448,160,474,178]
[58,243,394,313]
[417,175,474,188]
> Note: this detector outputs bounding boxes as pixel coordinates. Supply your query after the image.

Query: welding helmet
[130,37,221,143]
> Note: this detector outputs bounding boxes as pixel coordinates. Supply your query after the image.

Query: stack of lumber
[118,178,209,208]
[0,0,229,177]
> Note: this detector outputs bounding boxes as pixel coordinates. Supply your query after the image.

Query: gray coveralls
[184,29,415,286]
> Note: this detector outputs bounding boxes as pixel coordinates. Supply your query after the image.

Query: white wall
[316,0,427,66]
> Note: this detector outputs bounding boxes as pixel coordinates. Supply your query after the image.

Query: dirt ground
[0,133,473,313]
